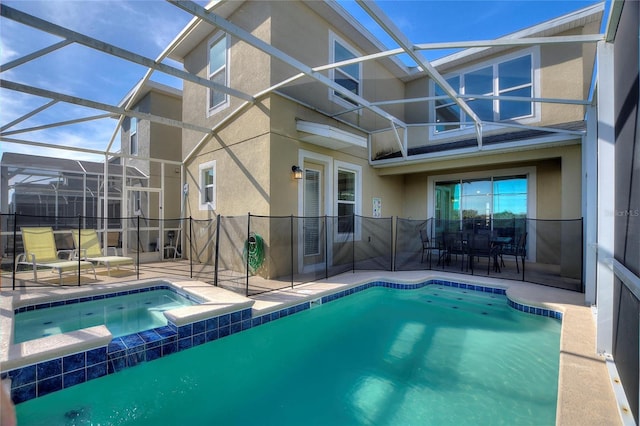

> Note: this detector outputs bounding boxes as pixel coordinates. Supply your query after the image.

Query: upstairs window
[208,34,229,115]
[199,160,216,210]
[433,49,538,135]
[130,117,138,156]
[329,33,361,108]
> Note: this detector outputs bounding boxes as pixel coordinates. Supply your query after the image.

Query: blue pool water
[14,289,196,343]
[15,285,561,425]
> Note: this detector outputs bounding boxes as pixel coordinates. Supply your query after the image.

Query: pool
[13,289,198,343]
[14,283,561,425]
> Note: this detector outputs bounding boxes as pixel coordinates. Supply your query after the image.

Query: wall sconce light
[291,165,303,180]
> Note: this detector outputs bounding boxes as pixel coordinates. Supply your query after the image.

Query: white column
[583,105,598,305]
[595,41,616,355]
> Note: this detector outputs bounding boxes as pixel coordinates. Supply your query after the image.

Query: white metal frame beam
[168,1,406,129]
[0,79,213,135]
[0,4,255,103]
[415,34,604,51]
[355,0,482,147]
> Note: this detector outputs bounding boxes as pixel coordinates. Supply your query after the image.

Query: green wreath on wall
[243,232,265,274]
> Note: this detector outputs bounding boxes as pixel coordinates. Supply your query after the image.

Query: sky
[0,0,608,163]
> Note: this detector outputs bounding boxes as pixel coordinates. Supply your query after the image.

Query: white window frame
[430,46,541,140]
[334,160,362,240]
[427,166,537,261]
[207,32,230,117]
[328,31,362,112]
[130,117,138,156]
[199,160,216,210]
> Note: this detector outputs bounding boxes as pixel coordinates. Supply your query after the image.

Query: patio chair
[513,232,528,273]
[419,229,437,265]
[20,227,97,284]
[440,231,467,271]
[72,229,136,276]
[469,232,496,274]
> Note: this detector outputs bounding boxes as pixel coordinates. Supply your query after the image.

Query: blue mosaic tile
[161,341,177,356]
[154,326,177,339]
[107,338,126,353]
[219,325,230,338]
[178,324,192,339]
[139,330,162,345]
[38,375,62,397]
[107,357,127,374]
[205,329,219,342]
[219,314,231,327]
[193,333,206,347]
[37,359,62,379]
[206,317,219,330]
[178,337,192,351]
[11,384,36,404]
[9,365,36,387]
[85,347,107,367]
[230,322,242,334]
[63,369,85,388]
[230,311,242,324]
[126,350,144,367]
[145,346,162,361]
[241,319,251,331]
[86,363,107,380]
[121,334,145,349]
[63,353,85,372]
[193,320,206,335]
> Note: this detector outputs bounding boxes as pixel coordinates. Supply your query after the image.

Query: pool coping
[0,271,622,425]
[0,278,254,372]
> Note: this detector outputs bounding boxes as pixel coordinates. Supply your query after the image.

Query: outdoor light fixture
[292,165,303,180]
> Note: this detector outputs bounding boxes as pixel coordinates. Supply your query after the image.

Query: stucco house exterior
[164,1,601,281]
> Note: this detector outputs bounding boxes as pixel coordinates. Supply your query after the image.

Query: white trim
[198,160,216,211]
[328,31,363,112]
[297,150,334,274]
[430,46,541,141]
[334,160,362,241]
[206,32,230,117]
[130,116,138,156]
[583,106,598,305]
[427,167,537,262]
[595,41,616,355]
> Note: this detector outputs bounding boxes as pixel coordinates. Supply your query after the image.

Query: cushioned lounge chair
[72,229,136,276]
[20,227,96,284]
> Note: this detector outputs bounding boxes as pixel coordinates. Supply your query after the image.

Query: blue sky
[0,0,606,162]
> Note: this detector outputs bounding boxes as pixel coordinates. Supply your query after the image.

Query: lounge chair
[20,227,97,284]
[72,229,136,276]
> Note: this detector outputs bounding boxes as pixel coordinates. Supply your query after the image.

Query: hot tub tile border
[3,279,561,404]
[13,284,203,314]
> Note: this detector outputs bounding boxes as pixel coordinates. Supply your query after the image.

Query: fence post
[214,215,220,286]
[136,215,140,280]
[580,217,585,293]
[392,216,396,272]
[352,214,355,273]
[290,215,294,289]
[12,212,17,290]
[189,216,193,279]
[77,214,82,286]
[246,213,251,297]
[325,215,328,280]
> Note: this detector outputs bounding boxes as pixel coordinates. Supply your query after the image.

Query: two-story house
[166,1,601,280]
